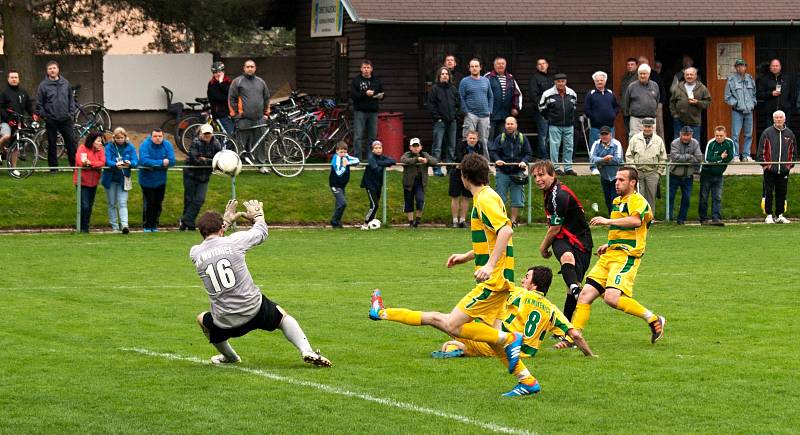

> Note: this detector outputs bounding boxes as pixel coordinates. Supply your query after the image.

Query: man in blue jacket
[724,59,757,162]
[489,116,532,226]
[35,61,78,170]
[485,57,522,143]
[585,71,620,174]
[589,126,624,214]
[138,129,176,232]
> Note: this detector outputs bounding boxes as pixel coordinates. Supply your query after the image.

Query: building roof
[342,0,800,25]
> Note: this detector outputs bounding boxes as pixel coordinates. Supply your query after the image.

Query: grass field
[1,224,798,434]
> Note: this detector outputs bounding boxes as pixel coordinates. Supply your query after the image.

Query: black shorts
[202,295,283,343]
[552,238,592,281]
[448,172,472,198]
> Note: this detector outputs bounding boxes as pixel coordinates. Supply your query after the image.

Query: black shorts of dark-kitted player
[202,294,283,344]
[551,238,591,281]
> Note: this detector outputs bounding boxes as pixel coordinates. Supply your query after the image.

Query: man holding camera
[489,116,532,227]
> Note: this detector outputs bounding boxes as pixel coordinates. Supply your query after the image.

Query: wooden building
[295,0,800,150]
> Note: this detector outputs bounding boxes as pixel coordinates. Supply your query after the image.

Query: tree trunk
[1,0,37,96]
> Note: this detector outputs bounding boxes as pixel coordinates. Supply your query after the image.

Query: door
[705,36,756,149]
[612,37,654,148]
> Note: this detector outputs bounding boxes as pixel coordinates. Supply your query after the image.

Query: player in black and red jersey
[532,160,593,347]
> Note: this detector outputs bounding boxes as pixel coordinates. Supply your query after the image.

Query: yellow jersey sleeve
[478,190,511,232]
[628,193,652,222]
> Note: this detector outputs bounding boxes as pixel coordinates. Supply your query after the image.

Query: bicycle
[281,99,352,158]
[72,84,112,132]
[2,113,39,179]
[159,86,205,152]
[179,98,233,152]
[235,108,305,178]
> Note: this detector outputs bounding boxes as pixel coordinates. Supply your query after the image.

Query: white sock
[279,315,313,355]
[213,340,239,361]
[452,218,459,224]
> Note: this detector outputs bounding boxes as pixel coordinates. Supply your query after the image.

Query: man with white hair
[757,110,796,224]
[584,71,620,174]
[622,64,660,138]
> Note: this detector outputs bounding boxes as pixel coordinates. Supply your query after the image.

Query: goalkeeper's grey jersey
[190,221,269,328]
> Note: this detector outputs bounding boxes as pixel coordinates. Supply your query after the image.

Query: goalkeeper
[189,199,331,367]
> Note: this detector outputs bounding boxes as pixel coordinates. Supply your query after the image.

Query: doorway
[655,37,706,143]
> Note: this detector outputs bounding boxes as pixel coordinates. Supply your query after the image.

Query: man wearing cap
[623,64,660,138]
[626,117,666,212]
[668,126,703,224]
[207,61,234,135]
[589,126,624,214]
[181,123,223,231]
[539,73,578,176]
[669,67,711,143]
[724,59,757,161]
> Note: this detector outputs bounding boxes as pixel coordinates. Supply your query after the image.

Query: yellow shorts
[455,284,510,324]
[456,338,497,357]
[586,249,641,297]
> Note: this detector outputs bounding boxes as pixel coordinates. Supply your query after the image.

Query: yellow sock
[382,308,422,325]
[459,322,501,344]
[572,303,592,330]
[497,353,536,385]
[616,297,656,322]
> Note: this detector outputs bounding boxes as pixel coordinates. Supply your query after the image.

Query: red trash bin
[376,112,404,160]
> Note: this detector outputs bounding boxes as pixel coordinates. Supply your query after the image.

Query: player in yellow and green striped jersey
[369,153,529,392]
[569,166,667,345]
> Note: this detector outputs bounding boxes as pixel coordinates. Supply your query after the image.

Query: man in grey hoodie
[229,59,270,166]
[36,60,77,170]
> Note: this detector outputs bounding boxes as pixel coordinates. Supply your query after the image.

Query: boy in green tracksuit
[699,125,735,226]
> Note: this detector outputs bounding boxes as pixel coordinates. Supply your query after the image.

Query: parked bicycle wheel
[75,103,112,131]
[282,127,314,158]
[175,114,203,154]
[250,128,281,165]
[180,123,204,153]
[214,133,239,155]
[33,128,66,160]
[7,137,38,179]
[160,117,178,144]
[267,136,305,178]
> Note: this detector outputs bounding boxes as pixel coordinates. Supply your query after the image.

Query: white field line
[121,347,535,435]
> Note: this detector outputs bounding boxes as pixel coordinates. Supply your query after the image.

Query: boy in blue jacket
[360,140,396,229]
[138,128,176,232]
[329,142,360,228]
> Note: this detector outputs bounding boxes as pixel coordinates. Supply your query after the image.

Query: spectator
[229,59,269,164]
[207,61,234,135]
[619,57,639,138]
[444,54,464,87]
[699,126,735,226]
[589,126,624,214]
[672,55,697,86]
[0,69,34,177]
[449,130,482,228]
[360,140,396,230]
[584,70,620,174]
[73,132,106,233]
[428,66,460,176]
[757,110,796,224]
[626,118,666,212]
[724,59,757,161]
[400,137,438,227]
[623,64,660,138]
[669,67,711,142]
[539,73,578,176]
[485,57,522,142]
[529,57,554,160]
[668,126,703,224]
[101,127,138,235]
[329,142,360,228]
[489,116,532,226]
[36,60,78,170]
[757,59,795,128]
[181,124,223,231]
[459,58,492,159]
[639,56,667,141]
[138,128,176,232]
[350,59,384,159]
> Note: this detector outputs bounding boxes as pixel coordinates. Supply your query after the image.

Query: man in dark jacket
[485,57,522,143]
[757,110,796,224]
[668,126,703,224]
[539,73,578,176]
[207,61,233,135]
[0,69,33,154]
[489,116,532,225]
[444,54,464,87]
[529,58,553,160]
[181,124,223,231]
[757,59,795,129]
[428,66,460,175]
[351,59,384,159]
[584,71,620,151]
[36,60,78,169]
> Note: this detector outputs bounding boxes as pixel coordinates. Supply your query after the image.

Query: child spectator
[101,127,138,234]
[73,132,106,233]
[329,142,360,228]
[360,140,396,229]
[400,137,439,227]
[449,131,481,227]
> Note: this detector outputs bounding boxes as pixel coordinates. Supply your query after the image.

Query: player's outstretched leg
[277,308,332,367]
[604,290,665,344]
[369,288,424,325]
[197,312,241,364]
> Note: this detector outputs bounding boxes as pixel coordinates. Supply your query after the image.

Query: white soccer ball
[213,150,242,177]
[368,219,381,230]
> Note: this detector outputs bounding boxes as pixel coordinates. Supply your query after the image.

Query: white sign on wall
[103,53,213,110]
[311,0,343,38]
